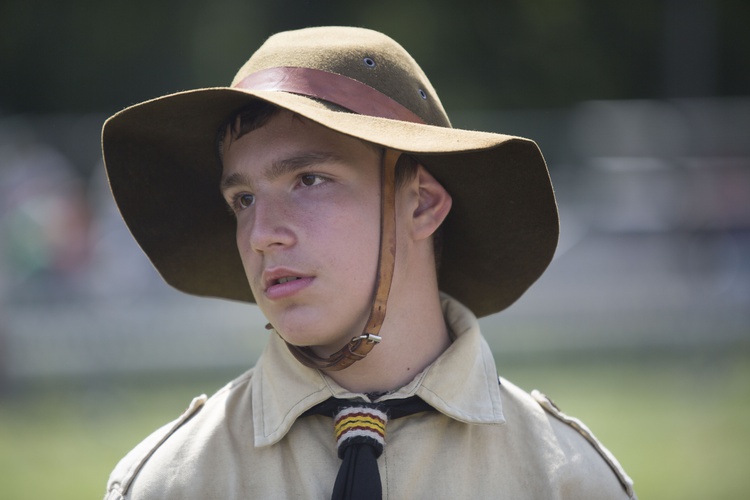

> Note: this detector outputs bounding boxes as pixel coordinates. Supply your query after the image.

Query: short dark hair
[218,100,419,188]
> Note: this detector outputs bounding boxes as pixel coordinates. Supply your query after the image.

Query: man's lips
[263,268,307,290]
[262,268,314,299]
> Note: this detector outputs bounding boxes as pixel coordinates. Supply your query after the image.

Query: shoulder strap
[105,394,207,499]
[531,390,636,499]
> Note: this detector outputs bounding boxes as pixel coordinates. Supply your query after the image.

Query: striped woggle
[334,406,388,457]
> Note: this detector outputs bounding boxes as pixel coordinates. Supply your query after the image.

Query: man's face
[220,110,383,354]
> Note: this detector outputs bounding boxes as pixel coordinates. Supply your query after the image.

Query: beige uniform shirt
[105,295,635,499]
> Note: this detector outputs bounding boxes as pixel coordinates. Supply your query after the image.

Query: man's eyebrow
[220,171,252,193]
[220,151,342,192]
[265,152,342,181]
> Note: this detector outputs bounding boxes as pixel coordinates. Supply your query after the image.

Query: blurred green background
[1,1,749,499]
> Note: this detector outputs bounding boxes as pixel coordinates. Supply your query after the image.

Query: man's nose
[247,194,296,253]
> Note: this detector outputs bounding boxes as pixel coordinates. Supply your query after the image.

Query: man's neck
[322,292,451,394]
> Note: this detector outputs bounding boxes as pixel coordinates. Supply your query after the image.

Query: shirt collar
[252,294,505,447]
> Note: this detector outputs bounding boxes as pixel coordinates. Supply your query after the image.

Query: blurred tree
[0,0,747,114]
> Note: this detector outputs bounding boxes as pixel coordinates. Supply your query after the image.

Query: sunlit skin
[221,110,453,392]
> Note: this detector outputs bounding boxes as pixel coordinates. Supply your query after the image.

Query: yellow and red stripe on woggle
[334,407,388,447]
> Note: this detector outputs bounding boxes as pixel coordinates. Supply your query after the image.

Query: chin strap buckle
[354,333,382,344]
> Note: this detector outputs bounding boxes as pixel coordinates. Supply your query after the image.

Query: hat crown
[231,27,451,128]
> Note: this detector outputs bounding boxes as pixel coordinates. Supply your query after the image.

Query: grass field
[1,349,748,499]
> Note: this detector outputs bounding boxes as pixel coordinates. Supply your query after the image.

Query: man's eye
[236,193,255,209]
[300,174,323,187]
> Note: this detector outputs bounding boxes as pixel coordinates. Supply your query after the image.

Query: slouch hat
[102,26,559,318]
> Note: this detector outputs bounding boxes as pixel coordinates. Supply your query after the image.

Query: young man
[103,27,635,499]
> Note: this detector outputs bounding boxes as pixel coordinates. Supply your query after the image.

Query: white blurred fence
[1,98,749,378]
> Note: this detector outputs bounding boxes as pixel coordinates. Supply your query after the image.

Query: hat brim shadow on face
[103,86,559,318]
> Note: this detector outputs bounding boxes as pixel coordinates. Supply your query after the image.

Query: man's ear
[411,165,452,241]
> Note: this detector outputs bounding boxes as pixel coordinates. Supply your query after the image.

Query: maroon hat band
[235,66,426,125]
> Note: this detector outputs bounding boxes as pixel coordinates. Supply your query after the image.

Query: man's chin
[273,324,358,357]
[264,305,372,355]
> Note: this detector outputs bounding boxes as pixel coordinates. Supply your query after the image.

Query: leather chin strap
[280,149,401,371]
[242,66,417,370]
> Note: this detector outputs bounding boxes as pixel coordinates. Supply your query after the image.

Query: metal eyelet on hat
[363,57,376,68]
[418,89,427,100]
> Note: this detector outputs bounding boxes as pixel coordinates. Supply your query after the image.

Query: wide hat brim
[103,84,558,318]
